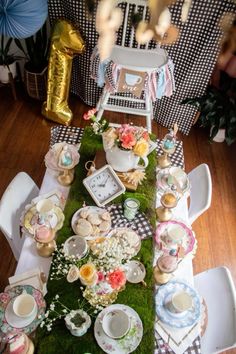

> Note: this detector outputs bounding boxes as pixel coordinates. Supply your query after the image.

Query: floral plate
[71,206,111,240]
[155,279,201,328]
[94,304,143,354]
[0,285,46,336]
[156,167,190,197]
[22,205,64,236]
[155,220,197,257]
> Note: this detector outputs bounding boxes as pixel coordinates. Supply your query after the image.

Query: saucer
[0,285,46,335]
[155,280,201,328]
[94,304,143,354]
[107,228,141,259]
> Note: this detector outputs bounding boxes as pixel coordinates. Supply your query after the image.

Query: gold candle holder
[156,192,177,222]
[57,168,75,186]
[158,145,176,169]
[154,254,178,285]
[36,240,56,257]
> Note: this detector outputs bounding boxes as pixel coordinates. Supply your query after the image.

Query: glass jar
[123,198,140,221]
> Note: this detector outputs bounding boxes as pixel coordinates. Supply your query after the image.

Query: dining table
[11,125,202,354]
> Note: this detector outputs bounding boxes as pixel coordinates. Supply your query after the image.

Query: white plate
[5,299,38,328]
[71,206,111,240]
[94,304,143,354]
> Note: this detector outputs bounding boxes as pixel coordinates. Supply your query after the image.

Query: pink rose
[83,108,97,120]
[120,133,136,149]
[107,269,126,290]
[0,293,10,304]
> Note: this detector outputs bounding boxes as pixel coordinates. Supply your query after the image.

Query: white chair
[194,266,236,354]
[188,163,212,225]
[96,0,169,132]
[0,172,39,261]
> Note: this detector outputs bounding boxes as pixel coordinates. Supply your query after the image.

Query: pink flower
[142,131,150,141]
[0,293,10,304]
[97,271,105,283]
[107,269,126,290]
[120,133,136,149]
[83,108,97,121]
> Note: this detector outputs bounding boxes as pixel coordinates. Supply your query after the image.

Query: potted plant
[15,21,50,100]
[181,71,236,145]
[64,309,91,337]
[0,36,17,84]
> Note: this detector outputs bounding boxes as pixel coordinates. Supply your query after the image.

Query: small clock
[83,164,126,207]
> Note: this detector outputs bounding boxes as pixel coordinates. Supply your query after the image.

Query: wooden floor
[0,85,236,352]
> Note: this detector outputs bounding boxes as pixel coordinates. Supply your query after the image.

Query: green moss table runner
[35,127,157,353]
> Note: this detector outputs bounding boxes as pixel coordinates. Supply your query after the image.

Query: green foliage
[181,71,236,145]
[0,36,21,67]
[35,127,157,353]
[15,21,50,73]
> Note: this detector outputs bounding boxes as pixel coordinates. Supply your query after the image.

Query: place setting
[94,304,143,354]
[155,279,203,354]
[0,285,46,338]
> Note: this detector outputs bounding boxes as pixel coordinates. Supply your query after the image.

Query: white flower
[50,304,55,311]
[55,294,59,299]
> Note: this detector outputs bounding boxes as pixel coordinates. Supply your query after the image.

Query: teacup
[13,293,36,318]
[164,225,185,247]
[125,73,142,86]
[102,309,130,339]
[166,291,193,314]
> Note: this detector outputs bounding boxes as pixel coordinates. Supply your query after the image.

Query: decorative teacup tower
[45,142,80,186]
[158,123,178,168]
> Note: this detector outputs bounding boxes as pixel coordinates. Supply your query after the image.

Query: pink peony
[107,269,126,290]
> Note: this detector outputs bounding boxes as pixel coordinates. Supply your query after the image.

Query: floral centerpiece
[102,124,150,157]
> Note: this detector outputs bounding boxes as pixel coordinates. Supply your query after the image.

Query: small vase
[105,145,148,172]
[65,309,91,336]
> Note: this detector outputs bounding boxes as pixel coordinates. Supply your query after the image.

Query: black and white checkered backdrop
[48,0,236,134]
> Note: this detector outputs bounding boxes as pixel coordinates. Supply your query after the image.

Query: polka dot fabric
[48,0,236,134]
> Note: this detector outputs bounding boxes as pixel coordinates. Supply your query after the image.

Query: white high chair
[96,0,169,132]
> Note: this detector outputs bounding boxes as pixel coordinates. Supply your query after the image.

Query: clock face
[83,165,125,206]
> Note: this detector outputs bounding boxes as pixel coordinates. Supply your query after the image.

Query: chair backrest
[194,266,236,354]
[0,172,39,261]
[188,163,212,225]
[117,0,156,49]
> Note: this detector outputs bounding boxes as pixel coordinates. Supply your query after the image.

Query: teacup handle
[135,156,149,170]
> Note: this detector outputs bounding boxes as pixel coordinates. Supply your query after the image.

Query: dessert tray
[71,206,111,240]
[155,280,201,329]
[155,220,197,257]
[156,167,190,197]
[107,228,141,259]
[94,304,143,354]
[22,205,64,236]
[0,285,46,336]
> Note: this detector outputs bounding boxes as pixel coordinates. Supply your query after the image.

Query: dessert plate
[0,285,46,335]
[155,220,197,257]
[94,304,143,354]
[155,280,201,328]
[71,206,111,240]
[157,167,190,197]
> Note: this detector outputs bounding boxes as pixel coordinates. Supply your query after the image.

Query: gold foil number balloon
[42,20,85,125]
